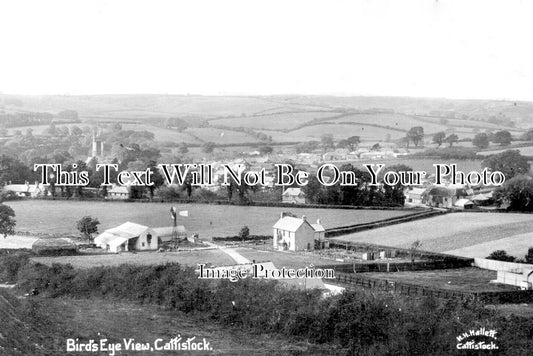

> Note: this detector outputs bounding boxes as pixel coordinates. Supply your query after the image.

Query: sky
[0,0,532,101]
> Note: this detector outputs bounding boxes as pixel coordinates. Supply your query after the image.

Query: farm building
[3,182,49,197]
[282,188,306,204]
[426,186,468,209]
[106,185,129,200]
[454,198,474,210]
[273,213,325,251]
[94,222,158,253]
[32,238,78,255]
[404,187,427,207]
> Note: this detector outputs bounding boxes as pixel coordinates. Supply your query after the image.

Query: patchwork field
[346,158,483,173]
[5,200,414,238]
[289,123,406,142]
[478,145,533,157]
[445,233,533,260]
[330,113,446,133]
[185,127,259,144]
[332,212,533,259]
[209,111,340,130]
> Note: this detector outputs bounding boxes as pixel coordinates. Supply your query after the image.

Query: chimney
[316,219,321,225]
[280,212,286,219]
[301,215,307,222]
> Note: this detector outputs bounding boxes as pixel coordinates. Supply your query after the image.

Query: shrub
[486,250,516,262]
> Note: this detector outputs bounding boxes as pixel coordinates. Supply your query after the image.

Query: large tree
[473,133,489,149]
[492,130,512,146]
[406,126,424,147]
[494,175,533,211]
[432,132,446,147]
[76,216,100,241]
[337,136,360,151]
[444,134,459,147]
[482,150,530,180]
[0,204,16,238]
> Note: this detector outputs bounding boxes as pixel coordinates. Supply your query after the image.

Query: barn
[94,222,158,253]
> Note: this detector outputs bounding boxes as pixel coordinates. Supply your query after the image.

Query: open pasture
[289,123,405,142]
[5,200,414,238]
[31,249,235,268]
[330,113,446,133]
[209,111,340,130]
[333,212,533,258]
[363,268,517,292]
[342,158,483,173]
[185,127,259,144]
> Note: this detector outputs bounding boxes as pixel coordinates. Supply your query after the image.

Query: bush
[526,247,533,264]
[486,250,516,262]
[238,226,250,240]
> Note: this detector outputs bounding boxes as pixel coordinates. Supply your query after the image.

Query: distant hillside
[1,94,532,150]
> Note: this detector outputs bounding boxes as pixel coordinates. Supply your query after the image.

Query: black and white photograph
[1,0,533,355]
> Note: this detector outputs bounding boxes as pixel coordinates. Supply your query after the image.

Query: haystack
[32,238,78,255]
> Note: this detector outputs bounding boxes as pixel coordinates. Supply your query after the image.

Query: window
[147,234,152,244]
[141,242,145,247]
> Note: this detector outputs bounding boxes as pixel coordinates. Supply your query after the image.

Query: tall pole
[170,206,177,245]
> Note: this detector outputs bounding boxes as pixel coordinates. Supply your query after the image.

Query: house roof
[311,223,325,232]
[4,183,46,193]
[472,193,489,201]
[273,216,324,233]
[273,216,306,232]
[428,187,456,197]
[107,222,150,238]
[407,188,426,196]
[108,185,129,194]
[95,222,152,246]
[455,198,474,207]
[282,188,303,196]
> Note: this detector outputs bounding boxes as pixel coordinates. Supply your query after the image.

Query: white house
[3,182,49,197]
[404,187,427,207]
[94,222,158,253]
[282,187,306,204]
[106,185,129,200]
[272,213,325,251]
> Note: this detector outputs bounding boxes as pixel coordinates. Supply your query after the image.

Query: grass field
[330,113,446,133]
[478,145,533,157]
[31,249,235,268]
[121,123,199,143]
[343,158,483,173]
[209,111,340,130]
[185,127,259,144]
[333,212,533,258]
[289,123,405,142]
[5,200,414,238]
[362,268,517,292]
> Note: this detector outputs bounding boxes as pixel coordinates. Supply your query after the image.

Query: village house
[426,186,468,208]
[272,213,325,251]
[3,181,49,197]
[403,187,427,207]
[94,221,158,253]
[282,187,306,204]
[106,184,129,200]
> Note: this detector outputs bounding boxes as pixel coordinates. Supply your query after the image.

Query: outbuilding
[94,222,158,253]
